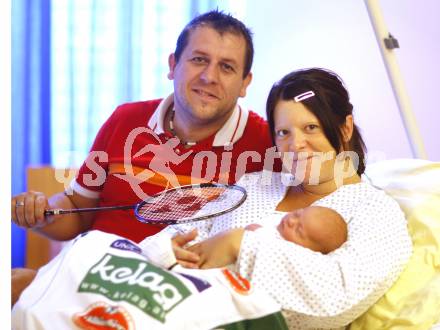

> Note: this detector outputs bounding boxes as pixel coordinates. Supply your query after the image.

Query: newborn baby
[246,206,347,254]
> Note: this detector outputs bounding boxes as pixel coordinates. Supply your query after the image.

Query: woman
[155,68,412,329]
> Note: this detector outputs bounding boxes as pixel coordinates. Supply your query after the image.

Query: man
[11,10,275,304]
[11,10,273,243]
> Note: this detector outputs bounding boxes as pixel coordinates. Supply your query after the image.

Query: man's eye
[221,63,235,72]
[191,57,207,64]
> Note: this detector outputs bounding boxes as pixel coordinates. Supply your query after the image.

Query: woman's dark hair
[174,9,254,78]
[266,68,367,175]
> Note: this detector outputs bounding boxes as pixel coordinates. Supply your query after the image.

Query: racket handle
[44,205,134,216]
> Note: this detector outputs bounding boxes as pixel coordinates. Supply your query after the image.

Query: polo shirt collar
[147,94,173,134]
[147,93,249,147]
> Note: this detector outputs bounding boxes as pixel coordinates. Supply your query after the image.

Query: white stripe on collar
[212,103,248,147]
[147,93,249,147]
[147,94,173,134]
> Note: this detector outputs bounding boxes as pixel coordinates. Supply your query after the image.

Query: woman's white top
[140,171,412,329]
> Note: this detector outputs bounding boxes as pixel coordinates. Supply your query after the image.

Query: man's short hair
[174,10,254,78]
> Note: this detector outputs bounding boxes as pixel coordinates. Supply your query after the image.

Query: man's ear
[341,115,354,143]
[239,72,253,98]
[167,53,176,80]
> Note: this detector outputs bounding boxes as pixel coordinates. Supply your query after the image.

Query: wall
[380,0,440,160]
[242,0,439,161]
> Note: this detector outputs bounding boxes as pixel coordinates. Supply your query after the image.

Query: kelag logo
[78,254,191,323]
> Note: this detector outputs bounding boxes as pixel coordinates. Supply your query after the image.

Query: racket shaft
[44,205,134,216]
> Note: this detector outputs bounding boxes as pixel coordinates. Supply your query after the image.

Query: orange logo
[73,302,135,330]
[221,269,251,295]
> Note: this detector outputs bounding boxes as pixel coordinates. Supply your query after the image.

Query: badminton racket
[44,183,247,225]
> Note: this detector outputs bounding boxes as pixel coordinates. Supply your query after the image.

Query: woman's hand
[188,228,245,269]
[171,229,200,269]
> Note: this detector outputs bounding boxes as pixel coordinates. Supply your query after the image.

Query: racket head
[134,183,247,225]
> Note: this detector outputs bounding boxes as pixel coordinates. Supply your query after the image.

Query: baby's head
[277,206,347,254]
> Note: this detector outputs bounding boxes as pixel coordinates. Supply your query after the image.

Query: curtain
[12,0,52,267]
[50,0,191,167]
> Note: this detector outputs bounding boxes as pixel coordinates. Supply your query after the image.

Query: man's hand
[172,229,200,268]
[11,191,52,228]
[188,228,245,269]
[11,190,97,241]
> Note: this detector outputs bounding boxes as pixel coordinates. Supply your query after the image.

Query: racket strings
[137,186,231,223]
[138,187,225,221]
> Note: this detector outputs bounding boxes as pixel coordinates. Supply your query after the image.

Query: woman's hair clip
[294,91,315,102]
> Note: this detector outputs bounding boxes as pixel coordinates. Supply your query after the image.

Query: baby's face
[276,206,347,254]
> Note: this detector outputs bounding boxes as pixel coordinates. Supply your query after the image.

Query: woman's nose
[288,130,307,152]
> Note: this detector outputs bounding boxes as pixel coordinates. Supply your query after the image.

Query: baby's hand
[245,223,262,231]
